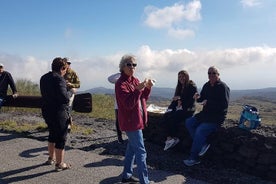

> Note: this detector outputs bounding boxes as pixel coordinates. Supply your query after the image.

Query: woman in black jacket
[40,57,74,171]
[163,70,197,151]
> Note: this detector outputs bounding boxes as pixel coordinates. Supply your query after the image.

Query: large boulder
[143,112,276,182]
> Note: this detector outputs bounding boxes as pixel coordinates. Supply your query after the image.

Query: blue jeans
[122,130,149,184]
[185,116,219,160]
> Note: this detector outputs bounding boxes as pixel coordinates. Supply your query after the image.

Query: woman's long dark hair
[174,70,190,96]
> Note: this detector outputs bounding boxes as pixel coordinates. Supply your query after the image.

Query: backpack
[238,105,261,130]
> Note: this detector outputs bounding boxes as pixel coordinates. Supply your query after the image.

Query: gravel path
[0,110,274,184]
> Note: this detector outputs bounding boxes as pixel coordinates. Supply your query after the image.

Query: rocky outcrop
[143,112,276,182]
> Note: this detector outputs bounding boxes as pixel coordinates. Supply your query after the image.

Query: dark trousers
[115,109,122,140]
[163,110,194,138]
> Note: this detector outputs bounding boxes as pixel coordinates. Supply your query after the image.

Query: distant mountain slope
[83,87,276,102]
[231,87,276,101]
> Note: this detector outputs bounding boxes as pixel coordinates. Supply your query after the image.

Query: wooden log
[2,93,92,113]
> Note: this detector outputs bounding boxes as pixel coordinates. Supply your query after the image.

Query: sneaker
[164,139,175,151]
[198,144,210,157]
[164,138,179,151]
[183,159,200,166]
[171,138,179,147]
[121,176,139,183]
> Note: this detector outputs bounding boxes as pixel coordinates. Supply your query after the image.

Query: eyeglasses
[208,72,217,75]
[126,63,137,67]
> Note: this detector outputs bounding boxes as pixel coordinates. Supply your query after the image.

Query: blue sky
[0,0,276,92]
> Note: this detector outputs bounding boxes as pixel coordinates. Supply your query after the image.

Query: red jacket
[115,73,151,131]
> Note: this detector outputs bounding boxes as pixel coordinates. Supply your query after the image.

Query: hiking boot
[121,176,139,183]
[198,144,210,157]
[183,159,200,166]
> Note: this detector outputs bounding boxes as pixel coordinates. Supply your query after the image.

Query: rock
[143,112,276,182]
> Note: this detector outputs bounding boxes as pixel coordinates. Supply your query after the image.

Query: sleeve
[204,82,230,113]
[182,83,197,110]
[56,76,70,105]
[115,79,141,110]
[8,73,17,94]
[70,71,80,88]
[108,73,121,84]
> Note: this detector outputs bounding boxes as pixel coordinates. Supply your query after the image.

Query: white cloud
[1,46,276,91]
[241,0,261,7]
[143,0,201,39]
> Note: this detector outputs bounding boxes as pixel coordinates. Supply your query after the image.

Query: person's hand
[135,81,146,90]
[172,96,181,101]
[12,93,18,98]
[193,92,200,100]
[66,82,72,87]
[145,78,155,88]
[201,99,207,106]
[71,88,77,94]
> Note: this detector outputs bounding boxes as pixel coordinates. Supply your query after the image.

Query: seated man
[184,66,230,166]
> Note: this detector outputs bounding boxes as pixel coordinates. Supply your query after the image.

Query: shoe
[121,176,139,183]
[183,159,200,166]
[164,138,179,151]
[55,163,71,172]
[198,144,210,156]
[45,157,56,165]
[171,138,179,147]
[164,139,175,151]
[118,137,124,144]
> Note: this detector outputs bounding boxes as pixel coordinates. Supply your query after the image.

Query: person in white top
[108,73,124,143]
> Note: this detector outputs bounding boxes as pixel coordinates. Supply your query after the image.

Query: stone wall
[143,112,276,182]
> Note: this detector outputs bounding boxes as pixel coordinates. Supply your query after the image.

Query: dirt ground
[0,110,274,184]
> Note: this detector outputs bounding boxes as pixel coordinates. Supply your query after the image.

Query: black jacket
[40,71,70,111]
[195,80,230,124]
[0,71,17,97]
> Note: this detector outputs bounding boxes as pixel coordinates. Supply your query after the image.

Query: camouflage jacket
[64,68,80,89]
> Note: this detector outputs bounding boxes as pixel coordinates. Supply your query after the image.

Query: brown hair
[174,70,190,96]
[51,57,67,72]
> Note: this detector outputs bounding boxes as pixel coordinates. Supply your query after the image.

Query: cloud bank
[1,46,275,91]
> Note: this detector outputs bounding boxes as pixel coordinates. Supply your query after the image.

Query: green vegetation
[0,120,47,133]
[227,97,276,126]
[71,124,94,135]
[9,79,40,96]
[88,94,115,120]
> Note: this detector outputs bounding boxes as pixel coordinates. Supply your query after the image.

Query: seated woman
[163,70,197,151]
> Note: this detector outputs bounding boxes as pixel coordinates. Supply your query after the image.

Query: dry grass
[0,95,275,134]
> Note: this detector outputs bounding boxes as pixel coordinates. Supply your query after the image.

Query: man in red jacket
[115,55,154,184]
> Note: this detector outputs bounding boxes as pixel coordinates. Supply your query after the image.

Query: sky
[0,0,276,92]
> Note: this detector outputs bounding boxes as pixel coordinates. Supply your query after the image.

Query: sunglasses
[208,72,217,75]
[126,63,137,67]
